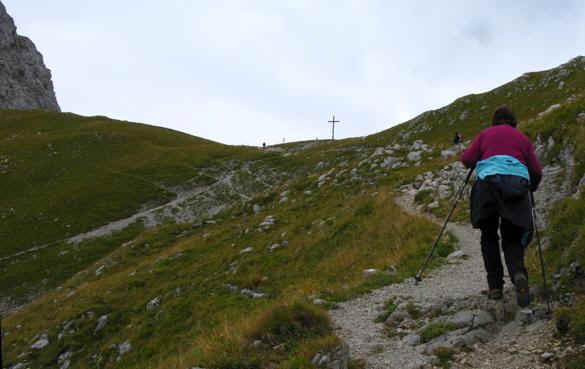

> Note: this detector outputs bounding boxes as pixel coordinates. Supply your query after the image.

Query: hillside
[2,56,585,369]
[0,111,284,306]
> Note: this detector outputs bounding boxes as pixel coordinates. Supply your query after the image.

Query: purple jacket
[461,125,543,189]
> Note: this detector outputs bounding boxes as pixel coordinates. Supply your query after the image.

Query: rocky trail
[330,194,565,369]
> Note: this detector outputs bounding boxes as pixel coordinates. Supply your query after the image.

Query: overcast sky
[5,1,585,146]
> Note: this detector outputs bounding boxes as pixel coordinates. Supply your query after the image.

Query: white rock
[438,184,451,199]
[371,147,385,157]
[539,104,561,117]
[363,268,379,277]
[315,161,327,170]
[268,243,281,252]
[441,150,456,160]
[403,333,421,346]
[94,314,109,334]
[541,352,555,362]
[516,309,534,325]
[240,247,254,254]
[447,250,466,261]
[95,265,106,276]
[241,288,269,299]
[31,334,49,350]
[381,156,398,168]
[311,353,322,365]
[146,296,161,311]
[119,340,132,355]
[427,201,439,209]
[407,151,422,162]
[253,204,262,214]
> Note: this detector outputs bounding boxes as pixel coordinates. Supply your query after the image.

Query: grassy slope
[0,110,278,305]
[3,169,452,368]
[4,56,585,368]
[0,110,265,258]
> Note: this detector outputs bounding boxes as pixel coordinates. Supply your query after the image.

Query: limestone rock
[118,340,132,357]
[311,342,349,369]
[447,250,467,261]
[94,314,108,334]
[58,351,73,369]
[407,151,422,162]
[146,296,161,311]
[441,149,456,160]
[31,333,49,350]
[363,268,379,277]
[427,201,439,209]
[0,2,60,111]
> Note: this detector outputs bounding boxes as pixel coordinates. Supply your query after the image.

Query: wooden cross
[328,114,340,140]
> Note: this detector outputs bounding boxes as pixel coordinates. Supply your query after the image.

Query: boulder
[363,268,379,277]
[31,333,49,350]
[407,151,422,162]
[94,314,109,334]
[119,340,132,355]
[146,296,161,311]
[311,342,349,369]
[447,250,467,261]
[441,149,456,160]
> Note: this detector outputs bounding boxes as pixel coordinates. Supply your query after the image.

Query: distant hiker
[453,132,462,145]
[461,106,542,307]
[262,142,266,150]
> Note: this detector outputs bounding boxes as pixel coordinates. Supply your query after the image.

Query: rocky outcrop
[0,1,60,111]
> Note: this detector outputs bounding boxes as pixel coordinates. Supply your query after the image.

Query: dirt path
[330,195,558,369]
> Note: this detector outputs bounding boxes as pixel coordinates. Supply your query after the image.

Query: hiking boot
[487,288,503,300]
[514,272,530,307]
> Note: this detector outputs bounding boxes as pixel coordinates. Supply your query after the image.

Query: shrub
[248,302,332,346]
[414,189,434,204]
[354,200,375,217]
[374,298,397,323]
[419,322,460,343]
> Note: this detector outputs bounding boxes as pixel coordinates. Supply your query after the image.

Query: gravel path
[330,195,559,369]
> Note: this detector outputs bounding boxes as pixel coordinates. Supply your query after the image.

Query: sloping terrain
[2,56,585,369]
[0,111,286,306]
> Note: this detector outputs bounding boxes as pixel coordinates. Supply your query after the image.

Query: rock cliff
[0,1,60,111]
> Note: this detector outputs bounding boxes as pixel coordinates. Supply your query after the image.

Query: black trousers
[479,214,527,290]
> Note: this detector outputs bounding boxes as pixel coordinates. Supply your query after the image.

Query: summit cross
[328,114,340,140]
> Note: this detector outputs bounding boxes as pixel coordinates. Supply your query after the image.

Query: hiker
[453,132,462,145]
[262,142,266,150]
[461,106,542,307]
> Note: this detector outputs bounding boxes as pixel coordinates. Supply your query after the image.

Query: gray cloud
[4,0,585,145]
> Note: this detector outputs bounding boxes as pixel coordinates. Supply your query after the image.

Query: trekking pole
[415,168,473,285]
[529,192,552,315]
[1,315,3,369]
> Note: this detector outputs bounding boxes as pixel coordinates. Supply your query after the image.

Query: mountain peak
[0,0,60,112]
